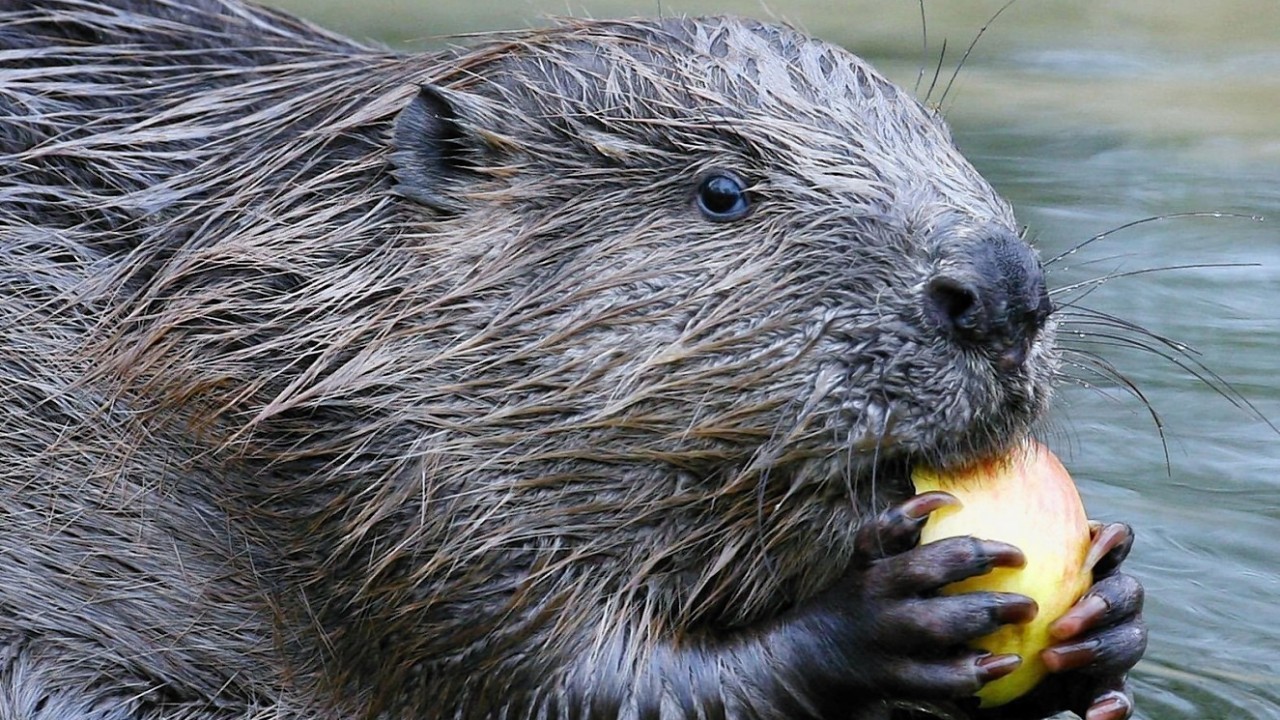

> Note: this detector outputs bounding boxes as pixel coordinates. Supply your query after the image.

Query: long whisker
[1058,312,1276,433]
[938,0,1019,111]
[1058,305,1201,357]
[923,37,949,107]
[1056,347,1170,473]
[1050,263,1258,299]
[914,0,930,96]
[1044,212,1263,267]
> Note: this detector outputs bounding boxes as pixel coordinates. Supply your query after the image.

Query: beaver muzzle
[924,230,1052,372]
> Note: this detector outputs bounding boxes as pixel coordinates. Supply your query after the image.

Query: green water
[266,2,1280,716]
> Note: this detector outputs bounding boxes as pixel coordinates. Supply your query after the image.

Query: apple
[911,439,1092,707]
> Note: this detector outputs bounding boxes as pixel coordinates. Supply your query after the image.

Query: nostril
[1031,288,1054,334]
[925,275,985,337]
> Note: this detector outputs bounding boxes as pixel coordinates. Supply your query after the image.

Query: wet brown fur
[1,1,1060,717]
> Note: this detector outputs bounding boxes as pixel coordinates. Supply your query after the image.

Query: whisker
[1057,305,1200,355]
[938,0,1019,111]
[1059,317,1275,433]
[1056,347,1170,473]
[1044,212,1263,267]
[923,37,949,107]
[1050,263,1258,299]
[913,0,930,97]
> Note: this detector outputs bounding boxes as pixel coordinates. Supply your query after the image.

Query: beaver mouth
[829,393,1037,493]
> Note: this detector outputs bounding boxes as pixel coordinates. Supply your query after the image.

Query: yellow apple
[911,439,1092,708]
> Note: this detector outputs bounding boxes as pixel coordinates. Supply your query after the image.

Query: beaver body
[0,1,1143,718]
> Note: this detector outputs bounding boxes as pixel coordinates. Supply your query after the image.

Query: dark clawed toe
[1050,573,1144,642]
[1041,637,1100,673]
[880,593,1037,650]
[1084,522,1134,576]
[1048,594,1109,640]
[975,653,1023,685]
[1085,689,1134,720]
[992,593,1040,626]
[901,491,962,521]
[884,653,1021,698]
[1044,620,1147,676]
[983,540,1027,569]
[854,492,960,562]
[890,536,1025,593]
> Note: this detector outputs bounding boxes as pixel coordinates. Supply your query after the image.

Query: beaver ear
[392,84,483,213]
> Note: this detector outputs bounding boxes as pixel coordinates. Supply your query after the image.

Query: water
[266,1,1280,716]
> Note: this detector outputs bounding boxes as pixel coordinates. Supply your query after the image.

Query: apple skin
[911,439,1092,708]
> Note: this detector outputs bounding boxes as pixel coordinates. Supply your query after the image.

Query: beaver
[0,1,1146,718]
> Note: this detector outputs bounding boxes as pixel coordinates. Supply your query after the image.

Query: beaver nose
[924,231,1051,371]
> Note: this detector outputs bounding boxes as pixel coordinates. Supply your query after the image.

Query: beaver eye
[695,172,751,222]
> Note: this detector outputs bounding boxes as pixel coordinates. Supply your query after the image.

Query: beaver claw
[786,493,1039,704]
[790,499,1146,720]
[975,522,1147,720]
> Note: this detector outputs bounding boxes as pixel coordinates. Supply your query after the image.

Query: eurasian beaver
[0,1,1144,718]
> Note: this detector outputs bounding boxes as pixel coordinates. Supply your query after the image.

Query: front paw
[800,493,1039,702]
[981,522,1147,720]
